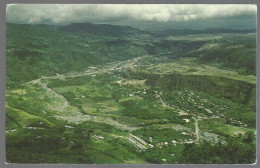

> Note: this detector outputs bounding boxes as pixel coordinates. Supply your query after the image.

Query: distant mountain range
[7,22,256,38]
[155,28,256,37]
[59,22,256,37]
[58,22,152,37]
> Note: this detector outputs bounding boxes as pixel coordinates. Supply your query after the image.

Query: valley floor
[6,56,256,164]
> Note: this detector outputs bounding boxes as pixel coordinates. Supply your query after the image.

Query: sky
[6,4,257,30]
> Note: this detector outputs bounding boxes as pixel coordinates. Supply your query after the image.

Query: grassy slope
[6,103,53,129]
[6,23,150,86]
[145,58,256,84]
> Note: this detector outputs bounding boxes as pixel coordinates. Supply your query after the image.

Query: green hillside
[6,22,256,164]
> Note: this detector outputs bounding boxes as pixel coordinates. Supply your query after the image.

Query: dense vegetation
[180,133,256,164]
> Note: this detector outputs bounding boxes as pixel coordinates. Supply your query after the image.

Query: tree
[243,132,254,143]
[87,129,93,140]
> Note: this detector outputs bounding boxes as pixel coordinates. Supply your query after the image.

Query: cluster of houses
[155,137,195,148]
[127,88,147,98]
[92,135,104,140]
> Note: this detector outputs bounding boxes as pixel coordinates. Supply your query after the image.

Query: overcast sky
[6,4,257,30]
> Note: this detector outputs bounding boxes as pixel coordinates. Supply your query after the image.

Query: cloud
[6,4,257,25]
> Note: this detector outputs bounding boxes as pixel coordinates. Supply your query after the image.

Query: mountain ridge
[58,22,152,37]
[155,28,256,37]
[6,22,256,37]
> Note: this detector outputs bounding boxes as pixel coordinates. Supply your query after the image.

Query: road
[156,93,201,143]
[192,117,200,144]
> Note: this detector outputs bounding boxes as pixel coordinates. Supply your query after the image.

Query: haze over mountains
[59,22,256,36]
